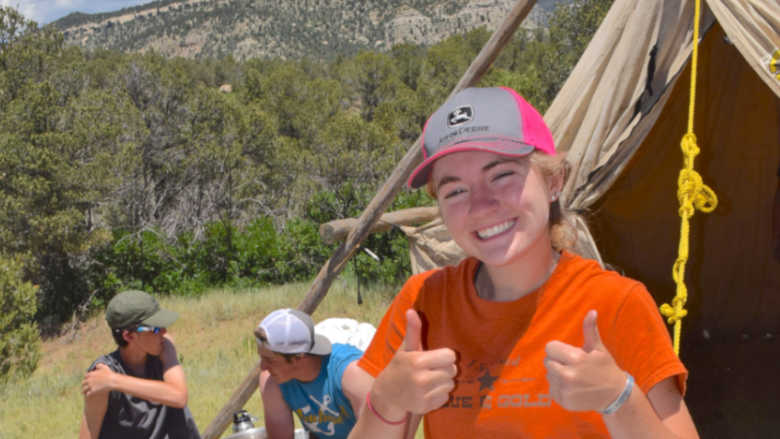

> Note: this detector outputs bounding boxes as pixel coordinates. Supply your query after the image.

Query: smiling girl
[349,87,699,439]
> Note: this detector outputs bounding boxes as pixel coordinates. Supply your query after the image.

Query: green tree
[389,43,426,90]
[309,113,397,194]
[0,253,41,383]
[337,50,400,121]
[0,9,145,325]
[373,83,427,144]
[115,52,195,236]
[237,102,281,218]
[547,0,613,89]
[499,0,613,110]
[415,32,482,112]
[0,8,64,105]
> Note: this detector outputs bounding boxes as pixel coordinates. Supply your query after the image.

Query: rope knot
[680,133,700,157]
[672,259,688,283]
[676,168,718,216]
[659,296,688,324]
[694,184,718,212]
[677,169,701,216]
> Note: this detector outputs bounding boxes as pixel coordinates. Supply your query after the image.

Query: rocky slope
[53,0,564,60]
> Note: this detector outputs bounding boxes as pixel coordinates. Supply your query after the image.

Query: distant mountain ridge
[52,0,565,60]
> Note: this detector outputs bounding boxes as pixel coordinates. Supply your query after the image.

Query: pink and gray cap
[407,86,556,189]
[256,308,332,356]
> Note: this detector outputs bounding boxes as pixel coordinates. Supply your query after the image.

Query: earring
[551,193,559,202]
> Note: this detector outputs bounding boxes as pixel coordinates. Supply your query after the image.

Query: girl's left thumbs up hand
[544,310,626,412]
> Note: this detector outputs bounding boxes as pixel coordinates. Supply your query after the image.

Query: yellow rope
[659,0,718,355]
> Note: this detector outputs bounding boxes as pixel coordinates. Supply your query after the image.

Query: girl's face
[432,150,558,268]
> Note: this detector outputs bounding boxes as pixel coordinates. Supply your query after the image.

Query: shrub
[0,253,41,383]
[275,218,333,282]
[233,217,282,284]
[350,189,434,286]
[108,228,184,294]
[304,185,435,287]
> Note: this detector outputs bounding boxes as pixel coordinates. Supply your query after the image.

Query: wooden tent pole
[319,206,439,245]
[201,1,536,437]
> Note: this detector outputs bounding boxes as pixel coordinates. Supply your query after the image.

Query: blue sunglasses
[135,325,164,334]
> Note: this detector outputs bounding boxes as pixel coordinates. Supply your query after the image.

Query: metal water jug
[224,409,309,439]
[224,410,266,439]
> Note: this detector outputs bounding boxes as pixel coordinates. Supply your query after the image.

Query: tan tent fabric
[547,0,710,213]
[546,0,778,259]
[708,0,780,97]
[543,0,779,334]
[401,218,465,275]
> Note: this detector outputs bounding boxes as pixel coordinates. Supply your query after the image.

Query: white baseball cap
[256,308,332,355]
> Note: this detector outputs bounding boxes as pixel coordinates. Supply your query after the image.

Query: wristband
[601,373,634,415]
[365,392,408,426]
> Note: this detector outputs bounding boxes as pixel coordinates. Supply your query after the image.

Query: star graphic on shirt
[477,370,498,391]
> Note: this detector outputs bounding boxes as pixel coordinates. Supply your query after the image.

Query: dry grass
[0,278,398,438]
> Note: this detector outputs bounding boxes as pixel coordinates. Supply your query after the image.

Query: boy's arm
[341,361,373,420]
[79,389,108,439]
[259,370,295,439]
[82,337,188,408]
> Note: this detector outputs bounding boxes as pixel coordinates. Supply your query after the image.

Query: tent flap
[707,0,780,97]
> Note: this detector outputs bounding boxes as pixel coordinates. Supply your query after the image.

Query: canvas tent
[400,0,779,434]
[550,0,779,342]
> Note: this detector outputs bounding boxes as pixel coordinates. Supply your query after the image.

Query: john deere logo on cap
[447,105,473,127]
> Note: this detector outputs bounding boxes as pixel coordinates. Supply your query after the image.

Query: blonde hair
[529,151,578,252]
[426,151,580,253]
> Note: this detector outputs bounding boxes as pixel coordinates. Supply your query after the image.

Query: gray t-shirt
[88,350,201,439]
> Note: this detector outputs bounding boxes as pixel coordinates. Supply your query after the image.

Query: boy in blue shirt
[255,309,372,439]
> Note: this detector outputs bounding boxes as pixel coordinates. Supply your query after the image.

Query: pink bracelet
[365,392,408,426]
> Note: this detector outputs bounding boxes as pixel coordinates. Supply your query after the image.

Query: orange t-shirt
[358,251,687,438]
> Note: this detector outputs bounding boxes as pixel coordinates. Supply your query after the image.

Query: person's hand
[82,363,116,396]
[544,310,626,412]
[371,309,457,417]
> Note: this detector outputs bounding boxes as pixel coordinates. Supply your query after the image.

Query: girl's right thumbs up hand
[370,309,458,418]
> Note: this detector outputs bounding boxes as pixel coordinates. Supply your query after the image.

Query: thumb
[401,309,423,352]
[582,310,604,352]
[94,363,109,371]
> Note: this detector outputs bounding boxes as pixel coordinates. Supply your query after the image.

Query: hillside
[52,0,565,60]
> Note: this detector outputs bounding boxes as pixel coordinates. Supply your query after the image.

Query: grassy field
[0,277,398,438]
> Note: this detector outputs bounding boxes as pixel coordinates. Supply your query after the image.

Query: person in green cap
[78,290,201,439]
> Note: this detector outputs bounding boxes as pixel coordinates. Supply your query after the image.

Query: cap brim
[309,334,332,355]
[408,141,536,189]
[141,308,179,328]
